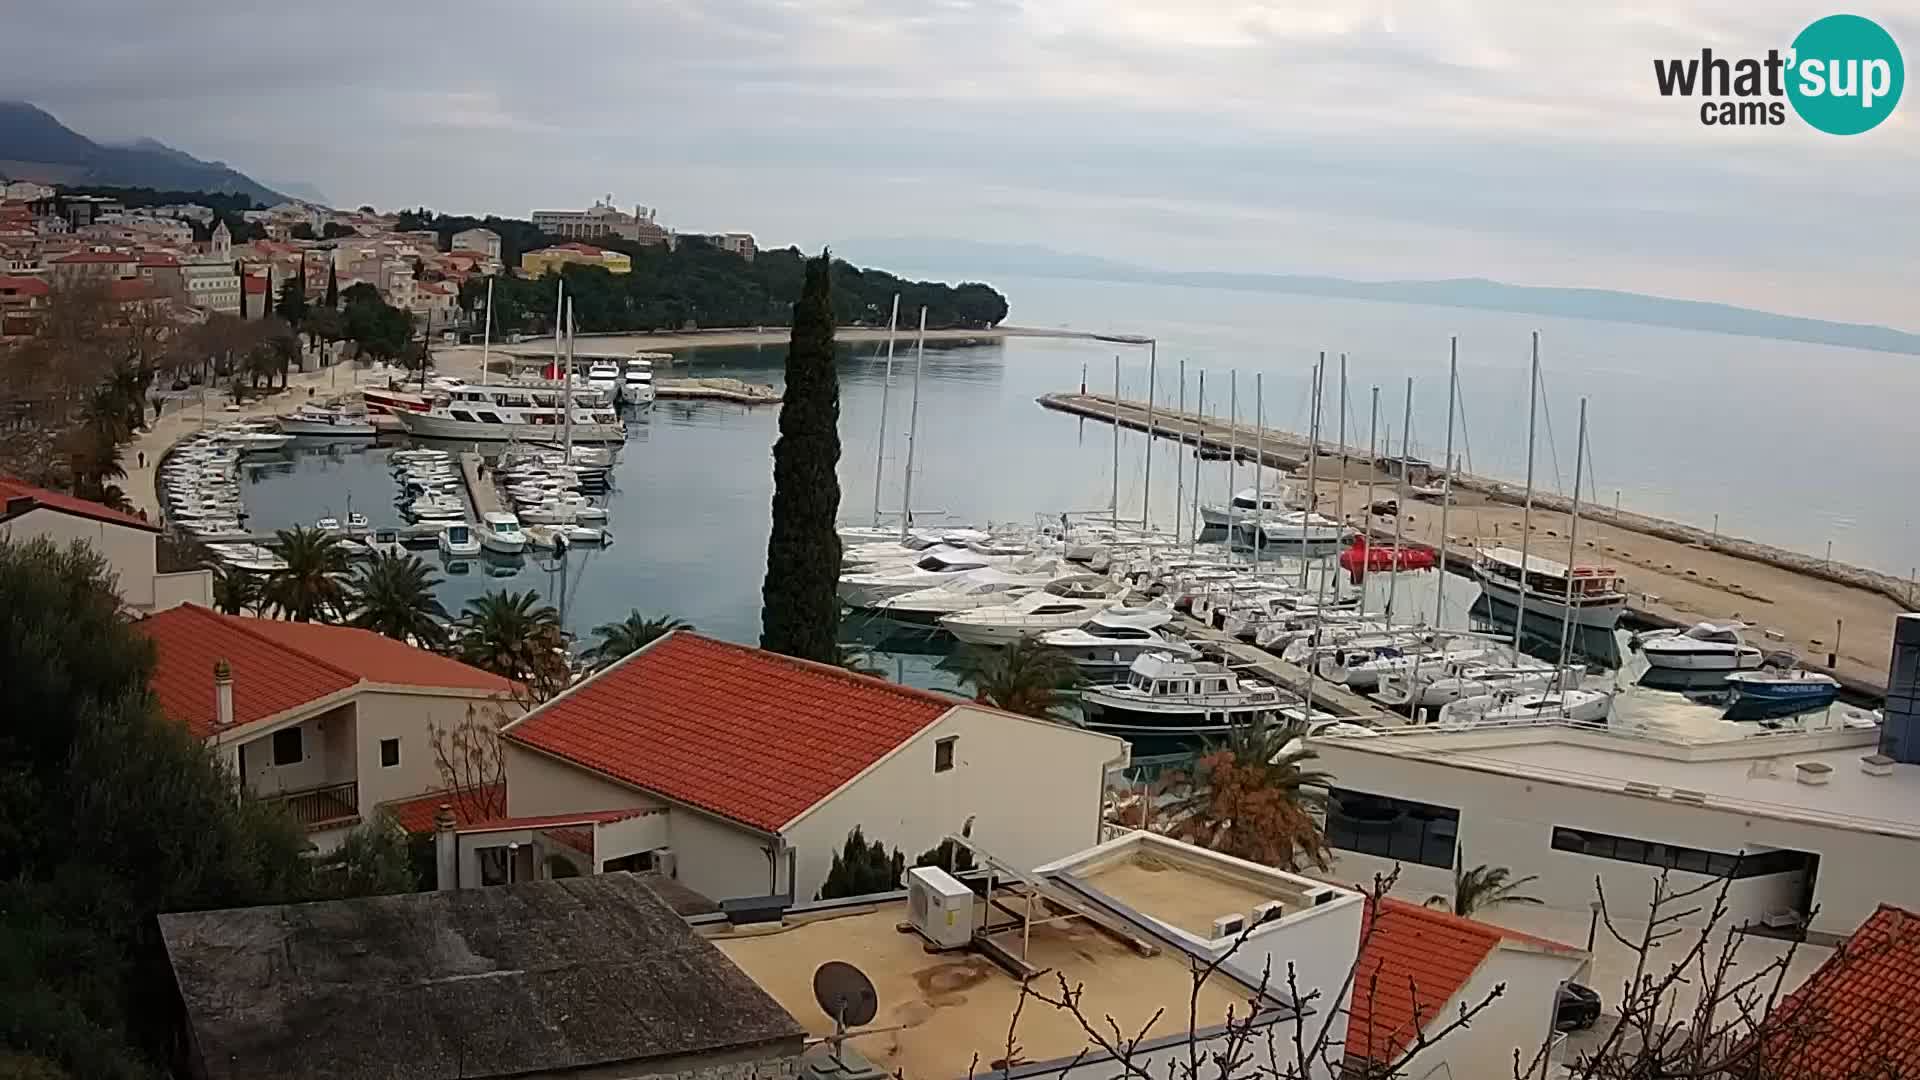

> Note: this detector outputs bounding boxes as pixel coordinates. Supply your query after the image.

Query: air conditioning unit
[651,847,676,878]
[905,866,975,949]
[1211,913,1247,939]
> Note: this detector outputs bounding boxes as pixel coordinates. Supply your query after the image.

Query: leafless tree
[428,698,513,822]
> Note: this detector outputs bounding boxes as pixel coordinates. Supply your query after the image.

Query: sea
[228,275,1920,696]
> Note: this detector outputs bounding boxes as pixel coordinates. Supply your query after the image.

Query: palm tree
[961,638,1082,721]
[583,611,691,670]
[262,526,350,622]
[456,589,570,700]
[348,551,449,649]
[211,565,261,616]
[1168,717,1335,871]
[1427,859,1544,918]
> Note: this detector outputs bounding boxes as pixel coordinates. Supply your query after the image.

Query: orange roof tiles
[1347,898,1505,1063]
[380,785,506,833]
[137,605,510,738]
[504,632,957,833]
[1,473,156,531]
[0,276,51,298]
[1756,904,1920,1079]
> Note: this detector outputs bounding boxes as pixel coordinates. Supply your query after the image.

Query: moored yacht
[586,360,621,399]
[1078,652,1332,751]
[1473,546,1628,630]
[1723,669,1841,720]
[938,581,1146,646]
[871,568,1047,625]
[838,547,1051,608]
[622,357,658,406]
[1041,612,1201,673]
[438,522,481,558]
[1199,486,1298,528]
[1634,622,1765,671]
[277,403,376,437]
[1437,686,1615,726]
[393,382,625,443]
[476,511,528,554]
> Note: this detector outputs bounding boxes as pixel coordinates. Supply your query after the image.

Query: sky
[2,0,1915,327]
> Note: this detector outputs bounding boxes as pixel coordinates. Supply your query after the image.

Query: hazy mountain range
[0,101,285,204]
[848,238,1920,356]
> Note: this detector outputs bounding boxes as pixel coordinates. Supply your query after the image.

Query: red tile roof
[138,605,511,738]
[1347,899,1504,1063]
[138,252,180,267]
[381,785,506,833]
[52,249,137,264]
[0,276,50,298]
[0,473,156,531]
[504,632,957,832]
[1754,904,1920,1080]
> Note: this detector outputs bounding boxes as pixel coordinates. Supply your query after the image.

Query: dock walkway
[1045,392,1903,696]
[1178,616,1404,725]
[458,452,503,520]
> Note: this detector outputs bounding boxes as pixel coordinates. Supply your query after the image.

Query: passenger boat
[1472,546,1627,630]
[1199,487,1297,529]
[1078,652,1333,752]
[1634,622,1765,672]
[1723,670,1840,720]
[277,403,376,437]
[392,382,625,444]
[359,387,433,415]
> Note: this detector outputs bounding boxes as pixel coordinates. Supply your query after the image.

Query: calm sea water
[231,276,1918,690]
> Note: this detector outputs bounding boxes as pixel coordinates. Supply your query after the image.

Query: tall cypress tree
[760,252,843,663]
[323,261,339,310]
[235,260,248,319]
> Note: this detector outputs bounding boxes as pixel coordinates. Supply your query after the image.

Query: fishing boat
[476,511,528,555]
[1723,670,1840,720]
[1040,612,1201,673]
[1633,622,1765,672]
[438,522,481,558]
[277,403,376,437]
[392,382,625,444]
[1472,546,1627,630]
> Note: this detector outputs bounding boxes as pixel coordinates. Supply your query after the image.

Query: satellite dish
[813,961,879,1029]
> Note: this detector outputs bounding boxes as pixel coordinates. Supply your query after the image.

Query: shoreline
[462,323,1127,361]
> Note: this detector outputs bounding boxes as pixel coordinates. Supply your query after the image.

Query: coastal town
[4,18,1920,1077]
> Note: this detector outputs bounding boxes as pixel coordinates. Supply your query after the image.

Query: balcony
[262,781,360,832]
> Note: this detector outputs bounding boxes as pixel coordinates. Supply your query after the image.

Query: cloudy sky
[4,1,1914,326]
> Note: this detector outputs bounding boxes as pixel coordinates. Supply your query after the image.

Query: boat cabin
[1477,546,1625,600]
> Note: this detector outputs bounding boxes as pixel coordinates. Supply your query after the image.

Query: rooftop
[158,874,804,1080]
[139,605,512,738]
[504,631,957,832]
[709,898,1267,1080]
[1312,718,1914,837]
[1755,904,1920,1079]
[1,473,156,531]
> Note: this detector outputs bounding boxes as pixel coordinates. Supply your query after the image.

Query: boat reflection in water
[1468,597,1623,670]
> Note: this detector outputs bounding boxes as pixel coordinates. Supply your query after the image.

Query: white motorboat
[1376,659,1574,709]
[476,511,528,554]
[277,403,376,437]
[1723,669,1841,720]
[524,522,611,547]
[344,511,371,537]
[1634,622,1765,671]
[1078,651,1335,749]
[1199,486,1299,528]
[1473,546,1628,630]
[407,496,466,522]
[1041,613,1201,673]
[838,547,1049,608]
[1437,686,1615,726]
[517,498,608,524]
[438,522,481,558]
[206,543,288,573]
[1317,633,1497,691]
[315,515,342,533]
[938,580,1144,645]
[1234,512,1349,550]
[622,357,657,406]
[872,569,1048,625]
[586,360,621,398]
[208,427,293,452]
[393,382,626,444]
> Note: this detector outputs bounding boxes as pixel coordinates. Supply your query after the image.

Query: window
[1550,827,1811,879]
[380,738,400,768]
[934,736,957,773]
[271,727,303,766]
[1325,787,1458,869]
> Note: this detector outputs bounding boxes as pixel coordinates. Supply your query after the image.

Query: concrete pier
[1178,616,1406,725]
[458,452,503,520]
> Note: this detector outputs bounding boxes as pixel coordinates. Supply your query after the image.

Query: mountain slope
[0,102,285,205]
[850,238,1920,356]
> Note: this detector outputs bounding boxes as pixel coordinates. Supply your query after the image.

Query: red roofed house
[48,247,139,284]
[136,604,517,852]
[496,631,1130,904]
[1346,898,1589,1079]
[1746,903,1920,1080]
[2,474,211,612]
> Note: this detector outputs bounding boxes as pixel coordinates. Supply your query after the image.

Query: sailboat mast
[563,300,575,457]
[1334,354,1347,601]
[1226,372,1238,565]
[1142,341,1156,530]
[898,306,927,542]
[1299,355,1323,590]
[1191,370,1204,555]
[1110,356,1121,532]
[1387,377,1412,627]
[871,293,900,527]
[551,278,564,378]
[1435,337,1458,627]
[1514,331,1542,655]
[1557,398,1589,670]
[1361,386,1379,619]
[1254,372,1265,570]
[1174,360,1186,544]
[480,277,494,387]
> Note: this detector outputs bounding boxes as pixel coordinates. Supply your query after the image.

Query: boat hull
[278,418,376,437]
[1723,676,1839,720]
[1641,645,1764,672]
[394,412,626,444]
[1474,577,1625,629]
[479,535,527,554]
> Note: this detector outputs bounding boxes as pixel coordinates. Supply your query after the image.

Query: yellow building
[520,242,632,277]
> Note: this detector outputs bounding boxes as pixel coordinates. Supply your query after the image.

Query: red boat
[1340,536,1436,583]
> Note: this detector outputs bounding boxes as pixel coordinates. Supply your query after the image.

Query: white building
[1308,710,1918,938]
[496,630,1131,905]
[450,227,500,260]
[137,604,519,852]
[181,261,240,315]
[532,198,668,245]
[3,179,55,201]
[1,475,209,613]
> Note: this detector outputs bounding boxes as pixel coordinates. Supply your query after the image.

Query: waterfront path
[1046,392,1906,693]
[458,452,504,519]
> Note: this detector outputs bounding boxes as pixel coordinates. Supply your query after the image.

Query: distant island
[850,239,1920,356]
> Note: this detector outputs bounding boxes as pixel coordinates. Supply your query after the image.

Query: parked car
[1555,982,1602,1031]
[171,377,190,391]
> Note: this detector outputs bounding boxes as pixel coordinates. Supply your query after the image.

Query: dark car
[170,377,190,391]
[1555,982,1602,1031]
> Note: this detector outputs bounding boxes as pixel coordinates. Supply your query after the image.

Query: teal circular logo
[1787,14,1904,135]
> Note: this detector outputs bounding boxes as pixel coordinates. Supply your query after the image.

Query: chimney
[434,803,459,890]
[213,658,234,729]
